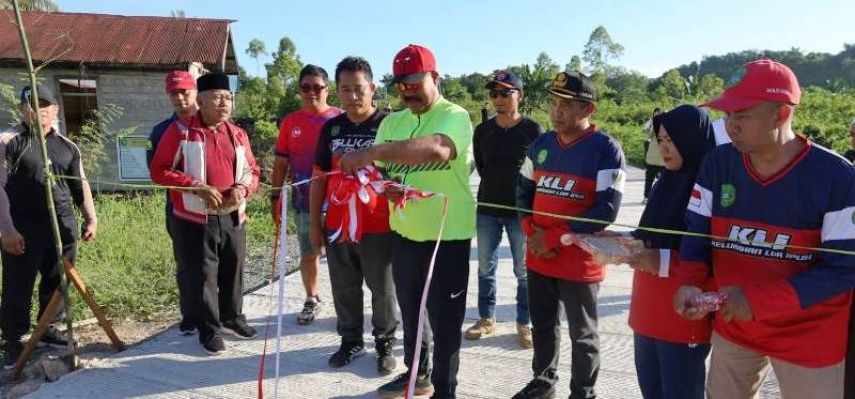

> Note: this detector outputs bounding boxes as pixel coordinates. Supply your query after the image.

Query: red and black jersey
[517,126,626,282]
[681,138,855,367]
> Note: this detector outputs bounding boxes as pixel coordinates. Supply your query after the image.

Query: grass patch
[1,190,282,323]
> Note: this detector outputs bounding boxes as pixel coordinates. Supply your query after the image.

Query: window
[58,78,97,136]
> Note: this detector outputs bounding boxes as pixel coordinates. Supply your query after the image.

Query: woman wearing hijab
[625,105,717,399]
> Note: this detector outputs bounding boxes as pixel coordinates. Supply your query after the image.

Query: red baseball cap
[392,44,437,84]
[165,70,196,93]
[703,59,801,113]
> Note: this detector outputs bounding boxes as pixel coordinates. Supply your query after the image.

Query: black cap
[485,70,523,91]
[549,72,596,102]
[197,73,231,92]
[20,83,59,106]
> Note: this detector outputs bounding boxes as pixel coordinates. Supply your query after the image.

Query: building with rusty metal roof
[0,10,239,186]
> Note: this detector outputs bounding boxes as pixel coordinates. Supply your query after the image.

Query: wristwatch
[560,233,575,246]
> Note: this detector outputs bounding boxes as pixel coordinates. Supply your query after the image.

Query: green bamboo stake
[10,0,79,369]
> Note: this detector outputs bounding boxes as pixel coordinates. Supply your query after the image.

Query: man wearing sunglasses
[340,44,475,399]
[465,71,542,349]
[271,64,343,326]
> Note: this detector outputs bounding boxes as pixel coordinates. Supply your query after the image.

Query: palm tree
[1,0,60,11]
[246,39,267,77]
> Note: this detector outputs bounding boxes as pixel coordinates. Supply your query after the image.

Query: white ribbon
[406,196,449,399]
[274,184,288,399]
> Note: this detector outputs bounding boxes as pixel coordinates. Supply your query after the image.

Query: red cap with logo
[392,44,437,84]
[165,70,196,93]
[703,59,801,112]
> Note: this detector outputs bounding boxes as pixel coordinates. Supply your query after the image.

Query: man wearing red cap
[147,70,199,336]
[676,59,855,398]
[341,44,475,399]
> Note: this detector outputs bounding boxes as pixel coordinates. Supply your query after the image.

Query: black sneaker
[375,337,397,375]
[3,340,23,370]
[202,335,226,355]
[179,319,197,336]
[328,341,365,368]
[377,371,434,398]
[221,319,257,340]
[37,325,70,348]
[297,298,321,325]
[512,378,555,399]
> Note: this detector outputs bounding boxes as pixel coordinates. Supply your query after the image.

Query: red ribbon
[325,166,387,243]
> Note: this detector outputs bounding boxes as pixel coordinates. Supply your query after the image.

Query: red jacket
[150,114,259,224]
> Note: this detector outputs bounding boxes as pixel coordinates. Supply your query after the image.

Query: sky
[62,0,855,79]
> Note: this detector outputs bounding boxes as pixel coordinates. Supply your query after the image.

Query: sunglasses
[395,82,421,93]
[299,84,327,94]
[490,88,518,98]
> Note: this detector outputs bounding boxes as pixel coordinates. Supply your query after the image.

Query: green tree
[265,37,303,117]
[607,70,649,104]
[695,73,724,100]
[565,55,583,73]
[1,0,59,11]
[245,38,267,76]
[514,52,560,114]
[0,82,21,124]
[457,72,490,102]
[582,26,624,75]
[658,69,688,100]
[440,75,471,104]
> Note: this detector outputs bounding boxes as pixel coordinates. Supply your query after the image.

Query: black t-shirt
[473,116,543,217]
[844,150,855,163]
[314,109,388,172]
[5,125,85,225]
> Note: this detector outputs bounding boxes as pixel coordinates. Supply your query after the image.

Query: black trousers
[166,211,201,326]
[528,269,600,399]
[392,233,470,397]
[170,213,246,342]
[326,232,397,344]
[845,296,855,399]
[643,164,663,199]
[0,216,77,341]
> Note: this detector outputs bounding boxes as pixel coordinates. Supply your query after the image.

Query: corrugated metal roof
[0,10,238,73]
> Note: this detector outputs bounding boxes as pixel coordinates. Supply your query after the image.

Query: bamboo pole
[10,0,79,369]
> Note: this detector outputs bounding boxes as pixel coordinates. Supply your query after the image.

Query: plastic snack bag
[575,233,644,265]
[687,292,728,312]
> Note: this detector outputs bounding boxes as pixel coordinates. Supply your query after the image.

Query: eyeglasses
[490,88,518,98]
[206,93,233,103]
[395,82,421,93]
[299,84,327,94]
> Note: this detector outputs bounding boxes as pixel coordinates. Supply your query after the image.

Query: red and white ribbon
[326,166,386,243]
[256,168,448,399]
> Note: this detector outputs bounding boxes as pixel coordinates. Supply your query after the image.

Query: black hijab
[633,105,716,249]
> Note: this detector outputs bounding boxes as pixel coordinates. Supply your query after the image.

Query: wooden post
[63,259,126,351]
[9,260,127,380]
[10,291,63,380]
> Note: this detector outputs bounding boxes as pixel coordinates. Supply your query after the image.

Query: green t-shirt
[375,96,476,242]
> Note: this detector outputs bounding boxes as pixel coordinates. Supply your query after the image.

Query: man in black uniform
[466,71,542,349]
[0,84,98,369]
[308,56,398,375]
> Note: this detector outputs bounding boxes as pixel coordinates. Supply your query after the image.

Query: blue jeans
[476,213,528,324]
[634,333,710,399]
